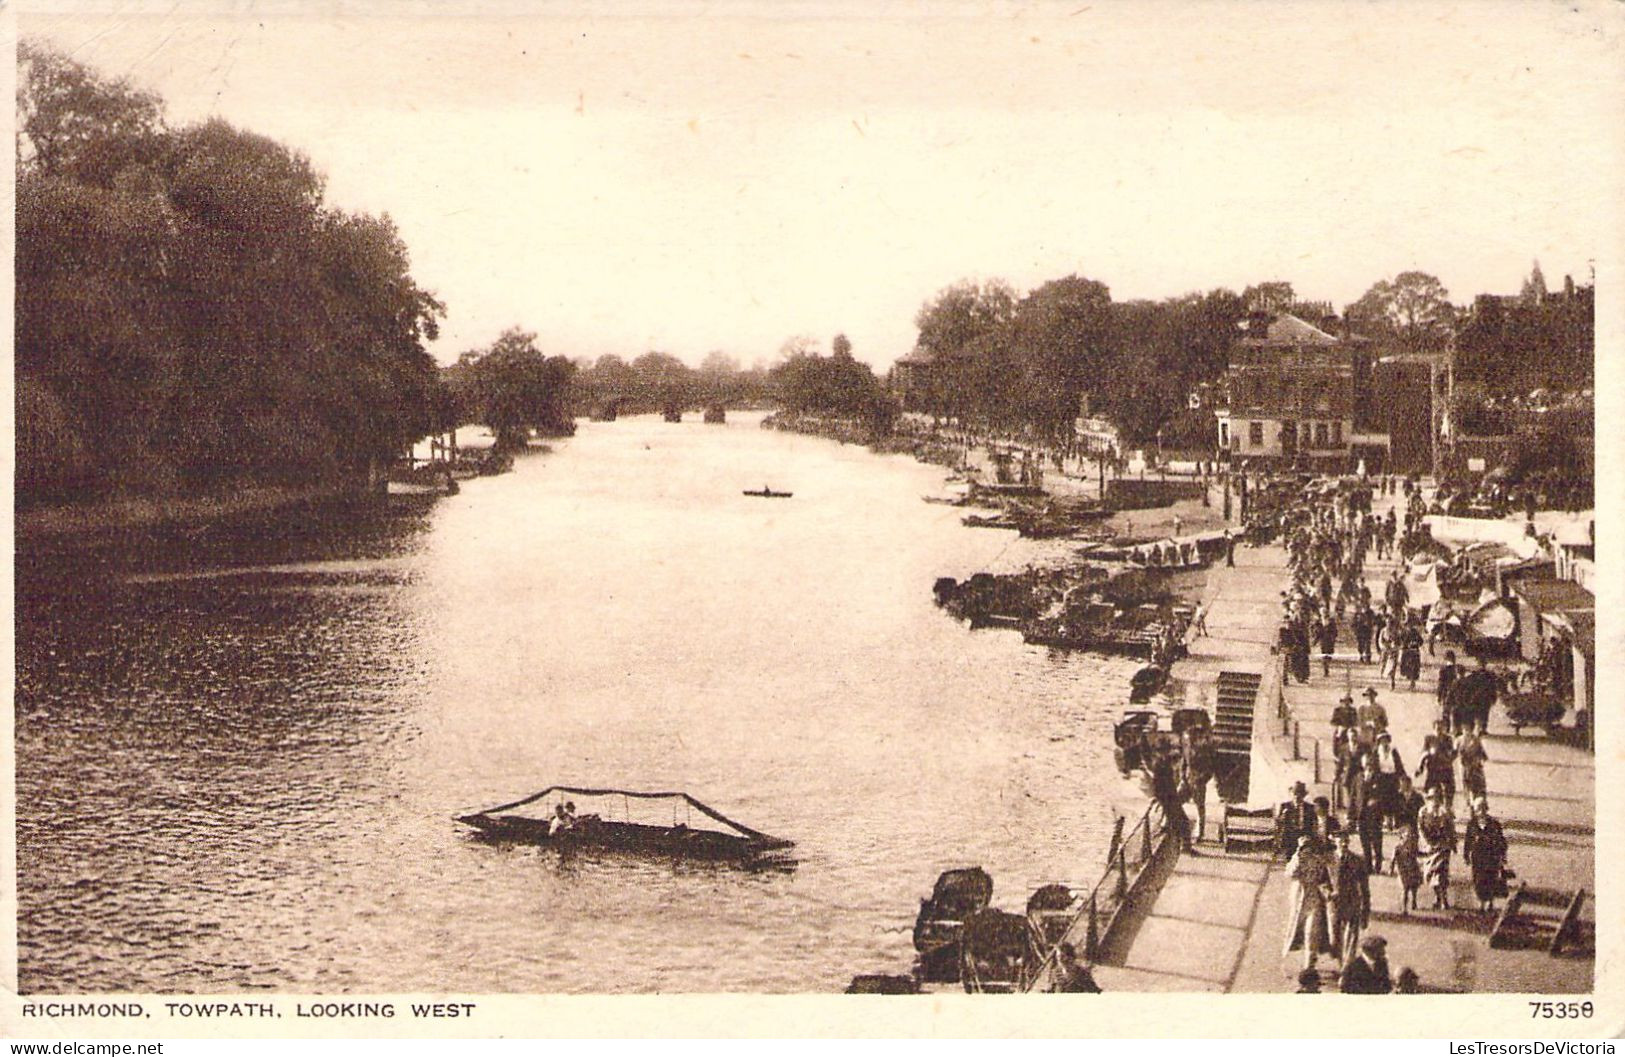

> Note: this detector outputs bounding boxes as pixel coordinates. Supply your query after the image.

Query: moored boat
[1128,663,1168,702]
[913,867,993,983]
[1112,703,1211,776]
[743,488,793,498]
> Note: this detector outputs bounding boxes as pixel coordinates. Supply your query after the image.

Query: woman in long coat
[1379,612,1403,689]
[1463,798,1509,913]
[1283,835,1335,970]
[1399,618,1424,690]
[1416,786,1457,910]
[1457,729,1489,801]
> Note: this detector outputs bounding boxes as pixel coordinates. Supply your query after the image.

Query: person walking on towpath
[1181,728,1218,844]
[1370,727,1403,828]
[1355,753,1386,873]
[1340,936,1393,994]
[1392,820,1424,914]
[1358,688,1390,744]
[1414,733,1455,806]
[1463,797,1509,914]
[1448,656,1501,735]
[1457,726,1489,803]
[1284,835,1335,973]
[1276,781,1314,860]
[1436,649,1461,724]
[1317,612,1338,677]
[1379,610,1403,689]
[1146,744,1192,854]
[1353,602,1376,663]
[1330,830,1372,964]
[1417,785,1457,910]
[1399,616,1424,691]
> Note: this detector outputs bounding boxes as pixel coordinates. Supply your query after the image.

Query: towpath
[1102,498,1595,994]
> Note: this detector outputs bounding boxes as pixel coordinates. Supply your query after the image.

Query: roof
[1242,313,1341,346]
[1508,575,1594,614]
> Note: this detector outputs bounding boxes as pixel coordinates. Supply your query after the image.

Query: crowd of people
[1260,475,1514,993]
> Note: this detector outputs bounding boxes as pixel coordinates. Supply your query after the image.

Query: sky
[18,1,1625,369]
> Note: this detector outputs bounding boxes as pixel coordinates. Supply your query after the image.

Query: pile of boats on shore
[384,446,517,501]
[933,563,1196,659]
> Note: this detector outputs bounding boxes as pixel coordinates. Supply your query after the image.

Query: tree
[1243,281,1296,315]
[17,41,166,185]
[770,342,895,429]
[1345,271,1453,351]
[15,41,447,497]
[463,329,576,445]
[912,279,1018,423]
[831,333,853,359]
[914,280,1017,359]
[1008,275,1114,443]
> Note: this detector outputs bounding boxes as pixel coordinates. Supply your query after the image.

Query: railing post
[1292,720,1301,760]
[1314,739,1322,784]
[1142,813,1153,863]
[1085,894,1099,962]
[1115,847,1128,901]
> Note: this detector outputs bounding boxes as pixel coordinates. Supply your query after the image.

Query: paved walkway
[1112,506,1595,994]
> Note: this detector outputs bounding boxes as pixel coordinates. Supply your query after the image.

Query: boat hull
[457,813,792,862]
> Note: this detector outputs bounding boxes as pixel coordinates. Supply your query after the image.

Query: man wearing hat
[1330,830,1372,963]
[1331,692,1358,742]
[1276,781,1314,860]
[1357,687,1388,740]
[1436,649,1462,725]
[1339,935,1392,993]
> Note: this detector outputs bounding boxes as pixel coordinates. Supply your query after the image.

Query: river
[15,412,1146,993]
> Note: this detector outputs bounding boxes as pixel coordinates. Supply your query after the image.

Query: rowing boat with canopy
[456,786,794,863]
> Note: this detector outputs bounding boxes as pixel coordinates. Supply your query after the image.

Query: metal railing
[1022,798,1170,992]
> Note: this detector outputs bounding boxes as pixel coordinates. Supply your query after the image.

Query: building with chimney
[1214,313,1381,468]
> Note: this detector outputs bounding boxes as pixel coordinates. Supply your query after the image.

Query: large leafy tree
[1008,275,1114,444]
[1345,271,1454,351]
[458,329,576,445]
[16,41,447,498]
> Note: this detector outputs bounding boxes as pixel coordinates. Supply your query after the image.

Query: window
[1248,421,1264,447]
[1332,421,1343,446]
[1314,422,1329,448]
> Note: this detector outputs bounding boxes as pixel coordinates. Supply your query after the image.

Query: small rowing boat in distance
[456,786,795,865]
[743,488,793,498]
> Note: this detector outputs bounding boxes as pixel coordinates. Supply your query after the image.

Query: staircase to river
[1213,670,1262,802]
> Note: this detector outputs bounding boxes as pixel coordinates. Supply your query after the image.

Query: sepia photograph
[4,0,1618,1040]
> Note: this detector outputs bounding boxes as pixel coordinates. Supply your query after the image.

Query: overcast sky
[20,2,1624,368]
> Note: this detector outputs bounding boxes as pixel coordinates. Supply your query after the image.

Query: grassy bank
[16,481,366,546]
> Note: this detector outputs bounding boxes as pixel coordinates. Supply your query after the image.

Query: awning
[1509,576,1595,615]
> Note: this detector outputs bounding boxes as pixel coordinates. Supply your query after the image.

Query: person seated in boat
[548,802,577,836]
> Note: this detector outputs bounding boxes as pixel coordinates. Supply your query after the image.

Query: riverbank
[17,482,365,544]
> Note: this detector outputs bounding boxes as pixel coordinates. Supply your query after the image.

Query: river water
[15,413,1145,994]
